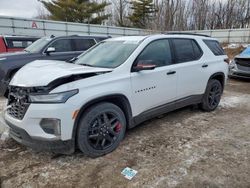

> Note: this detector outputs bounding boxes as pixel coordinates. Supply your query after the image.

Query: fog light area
[40,118,61,136]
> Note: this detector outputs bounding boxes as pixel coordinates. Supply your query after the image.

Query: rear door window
[172,38,203,63]
[203,40,225,56]
[73,39,96,51]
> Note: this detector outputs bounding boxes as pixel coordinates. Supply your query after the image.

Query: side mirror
[45,47,55,54]
[133,60,157,72]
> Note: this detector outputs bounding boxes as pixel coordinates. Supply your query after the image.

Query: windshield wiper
[24,49,30,52]
[80,63,96,67]
[67,57,78,63]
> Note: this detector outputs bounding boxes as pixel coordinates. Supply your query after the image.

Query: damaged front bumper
[6,120,74,154]
[229,68,250,79]
[3,97,78,154]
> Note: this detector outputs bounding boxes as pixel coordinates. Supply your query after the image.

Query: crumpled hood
[10,60,113,87]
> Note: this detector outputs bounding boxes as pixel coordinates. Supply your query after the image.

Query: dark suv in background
[0,35,109,96]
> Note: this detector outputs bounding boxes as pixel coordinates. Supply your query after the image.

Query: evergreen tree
[128,0,156,28]
[42,0,110,24]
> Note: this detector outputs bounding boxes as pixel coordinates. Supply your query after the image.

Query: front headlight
[229,60,236,69]
[29,89,78,103]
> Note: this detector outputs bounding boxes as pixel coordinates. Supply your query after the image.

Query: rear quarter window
[203,40,225,56]
[172,38,203,63]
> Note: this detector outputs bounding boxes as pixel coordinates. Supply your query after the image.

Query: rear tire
[77,102,126,157]
[200,79,222,112]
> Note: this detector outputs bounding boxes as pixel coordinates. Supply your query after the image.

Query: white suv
[3,34,228,157]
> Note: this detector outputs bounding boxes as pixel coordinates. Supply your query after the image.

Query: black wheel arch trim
[71,94,133,142]
[208,72,226,90]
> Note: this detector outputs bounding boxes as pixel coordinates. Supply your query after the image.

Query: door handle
[202,64,208,68]
[167,71,176,75]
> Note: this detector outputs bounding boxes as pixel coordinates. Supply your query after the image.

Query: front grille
[236,64,250,71]
[234,72,250,77]
[7,87,30,120]
[235,58,250,66]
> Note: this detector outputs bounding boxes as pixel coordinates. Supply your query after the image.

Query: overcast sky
[0,0,44,18]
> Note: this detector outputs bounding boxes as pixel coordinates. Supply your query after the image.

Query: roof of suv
[0,35,40,40]
[106,34,215,43]
[50,35,109,40]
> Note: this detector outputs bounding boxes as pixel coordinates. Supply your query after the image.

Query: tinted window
[172,39,202,63]
[49,39,73,52]
[136,39,172,67]
[74,39,96,51]
[203,40,225,56]
[192,40,202,56]
[6,38,36,48]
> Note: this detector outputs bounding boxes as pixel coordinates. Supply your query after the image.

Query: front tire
[77,102,126,157]
[200,79,222,112]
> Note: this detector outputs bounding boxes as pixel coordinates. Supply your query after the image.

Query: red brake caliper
[115,122,122,133]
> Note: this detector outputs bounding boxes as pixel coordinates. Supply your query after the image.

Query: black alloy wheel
[77,102,126,157]
[88,112,123,150]
[200,79,222,111]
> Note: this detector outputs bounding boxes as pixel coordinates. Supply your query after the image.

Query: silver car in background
[229,47,250,78]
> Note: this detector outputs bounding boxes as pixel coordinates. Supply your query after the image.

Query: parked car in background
[0,35,39,53]
[0,35,109,96]
[229,46,250,78]
[3,34,228,157]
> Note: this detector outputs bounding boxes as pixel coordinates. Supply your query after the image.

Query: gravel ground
[0,79,250,188]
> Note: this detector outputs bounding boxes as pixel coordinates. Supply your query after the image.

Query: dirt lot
[0,79,250,188]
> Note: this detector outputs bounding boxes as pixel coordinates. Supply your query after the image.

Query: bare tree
[51,0,250,30]
[35,1,49,19]
[107,0,130,26]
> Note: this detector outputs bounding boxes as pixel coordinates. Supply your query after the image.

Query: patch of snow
[0,98,8,134]
[223,43,249,49]
[242,44,250,48]
[0,115,7,135]
[0,112,8,134]
[40,172,49,178]
[219,94,250,108]
[1,130,9,141]
[150,132,210,188]
[226,44,241,49]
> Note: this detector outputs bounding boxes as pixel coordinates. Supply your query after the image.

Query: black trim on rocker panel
[132,95,203,126]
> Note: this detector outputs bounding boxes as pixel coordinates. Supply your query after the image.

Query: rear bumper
[5,120,75,154]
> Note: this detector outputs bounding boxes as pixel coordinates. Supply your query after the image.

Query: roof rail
[165,32,210,37]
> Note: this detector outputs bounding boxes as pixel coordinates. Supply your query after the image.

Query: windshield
[24,37,52,53]
[75,41,139,68]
